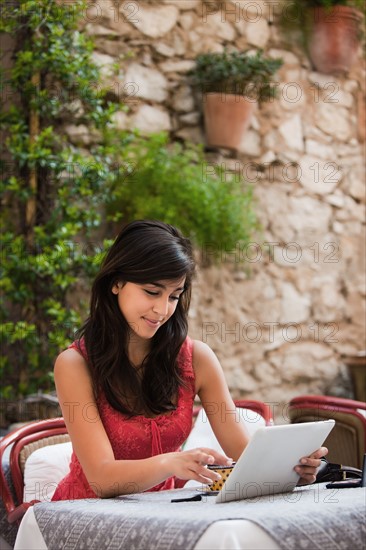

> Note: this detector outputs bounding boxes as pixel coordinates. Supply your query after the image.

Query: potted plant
[283,1,365,74]
[106,132,258,264]
[189,50,283,150]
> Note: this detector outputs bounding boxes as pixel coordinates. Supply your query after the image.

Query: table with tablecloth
[14,484,366,550]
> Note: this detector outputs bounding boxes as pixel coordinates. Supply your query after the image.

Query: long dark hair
[78,220,196,416]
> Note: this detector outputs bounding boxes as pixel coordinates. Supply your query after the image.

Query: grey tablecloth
[33,485,366,550]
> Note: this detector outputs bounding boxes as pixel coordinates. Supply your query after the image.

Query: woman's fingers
[296,473,317,485]
[295,462,318,484]
[309,446,328,460]
[193,464,221,483]
[181,448,233,483]
[198,448,233,466]
[295,446,329,484]
[297,446,328,468]
[298,446,328,469]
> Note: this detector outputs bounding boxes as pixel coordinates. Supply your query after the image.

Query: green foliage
[0,0,259,398]
[107,133,258,263]
[0,0,123,397]
[291,0,365,10]
[189,50,283,103]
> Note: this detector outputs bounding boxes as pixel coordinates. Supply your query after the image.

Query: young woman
[53,220,326,500]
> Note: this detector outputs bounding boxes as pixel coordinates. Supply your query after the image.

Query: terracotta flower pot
[307,6,363,75]
[203,93,257,150]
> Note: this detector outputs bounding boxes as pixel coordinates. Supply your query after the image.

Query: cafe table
[14,484,366,550]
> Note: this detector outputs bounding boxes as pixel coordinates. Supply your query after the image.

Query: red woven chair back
[0,418,68,523]
[288,395,366,469]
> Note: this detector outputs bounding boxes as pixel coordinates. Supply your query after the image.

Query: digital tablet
[216,419,335,503]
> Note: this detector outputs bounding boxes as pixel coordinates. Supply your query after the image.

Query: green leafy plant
[0,0,125,398]
[290,0,365,9]
[0,0,260,401]
[189,50,283,103]
[107,133,258,264]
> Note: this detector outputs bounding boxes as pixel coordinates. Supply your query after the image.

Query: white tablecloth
[15,508,279,550]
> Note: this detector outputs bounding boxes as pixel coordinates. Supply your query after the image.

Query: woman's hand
[162,448,233,484]
[295,446,328,485]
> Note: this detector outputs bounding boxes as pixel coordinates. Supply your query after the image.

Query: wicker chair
[0,417,69,524]
[288,395,366,469]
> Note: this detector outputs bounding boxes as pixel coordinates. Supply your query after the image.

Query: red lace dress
[52,337,196,500]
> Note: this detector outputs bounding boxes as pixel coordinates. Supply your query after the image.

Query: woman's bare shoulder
[54,347,90,379]
[191,339,223,391]
[192,339,218,365]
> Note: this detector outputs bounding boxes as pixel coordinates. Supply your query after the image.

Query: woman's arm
[193,340,250,461]
[192,340,327,482]
[54,349,230,497]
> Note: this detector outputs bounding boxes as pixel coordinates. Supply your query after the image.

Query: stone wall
[74,0,365,417]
